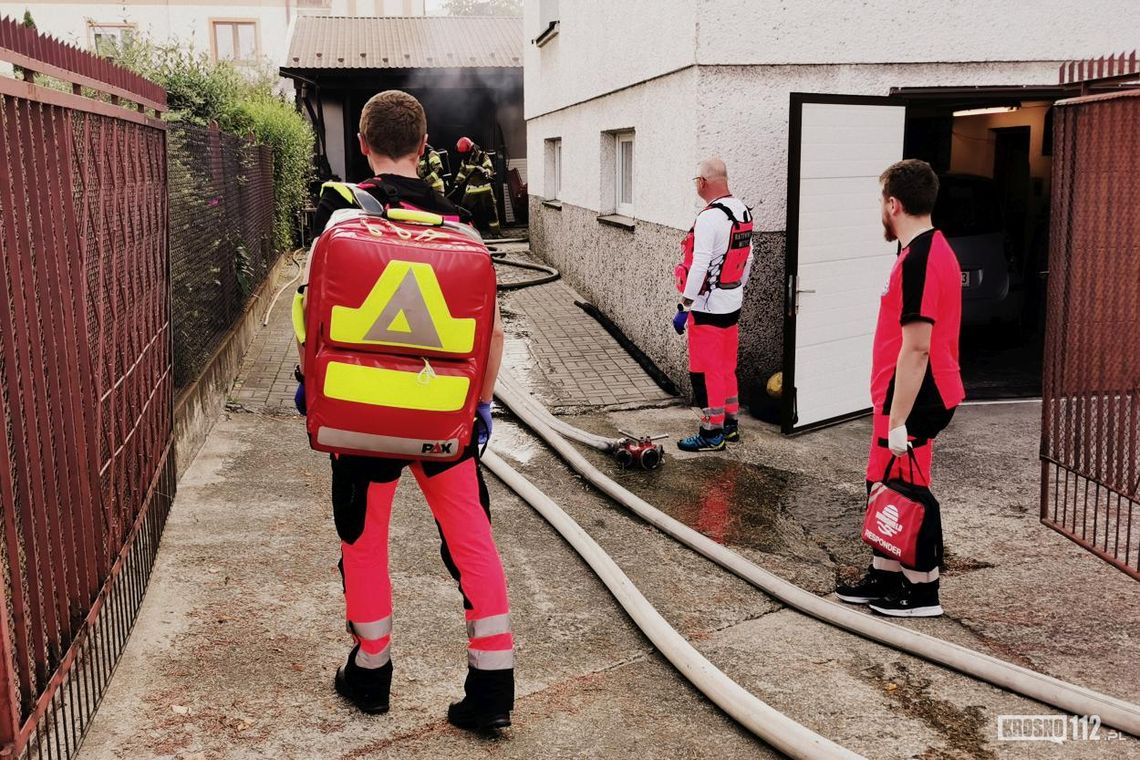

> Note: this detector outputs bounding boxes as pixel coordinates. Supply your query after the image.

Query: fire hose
[482,449,865,760]
[492,381,1140,736]
[491,255,561,291]
[495,371,666,470]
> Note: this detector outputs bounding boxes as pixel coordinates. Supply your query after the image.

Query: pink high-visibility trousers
[335,451,514,670]
[687,314,740,429]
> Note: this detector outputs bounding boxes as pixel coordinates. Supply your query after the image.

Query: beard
[881,211,897,242]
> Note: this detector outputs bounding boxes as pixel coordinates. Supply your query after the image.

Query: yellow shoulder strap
[322,181,357,205]
[292,290,307,344]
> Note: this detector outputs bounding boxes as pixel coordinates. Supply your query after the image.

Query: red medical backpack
[302,197,496,462]
[675,201,753,294]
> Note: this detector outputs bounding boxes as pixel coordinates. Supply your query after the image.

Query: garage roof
[284,16,523,71]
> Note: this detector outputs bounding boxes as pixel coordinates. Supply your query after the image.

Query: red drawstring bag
[861,450,941,569]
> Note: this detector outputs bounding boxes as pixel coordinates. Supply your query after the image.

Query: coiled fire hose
[493,382,1140,736]
[482,449,865,760]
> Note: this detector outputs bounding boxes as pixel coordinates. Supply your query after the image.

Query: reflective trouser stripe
[468,648,515,670]
[902,566,939,584]
[702,406,726,428]
[466,613,511,639]
[725,395,739,414]
[350,616,392,640]
[350,616,393,658]
[873,556,902,572]
[358,646,391,667]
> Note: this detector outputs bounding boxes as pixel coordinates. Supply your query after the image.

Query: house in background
[0,0,425,69]
[523,0,1139,431]
[280,14,525,220]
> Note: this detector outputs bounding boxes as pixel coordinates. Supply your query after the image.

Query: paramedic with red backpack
[673,157,754,452]
[294,91,514,731]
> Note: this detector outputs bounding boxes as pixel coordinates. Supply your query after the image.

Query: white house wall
[526,68,698,229]
[523,0,698,120]
[0,0,425,70]
[695,0,1140,67]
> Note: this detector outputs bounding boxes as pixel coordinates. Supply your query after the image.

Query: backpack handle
[386,208,444,227]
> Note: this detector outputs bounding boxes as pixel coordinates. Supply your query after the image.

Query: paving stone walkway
[229,256,304,414]
[501,276,676,411]
[228,243,676,414]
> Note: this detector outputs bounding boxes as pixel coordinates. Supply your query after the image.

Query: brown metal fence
[169,124,275,390]
[0,17,173,758]
[1041,87,1140,579]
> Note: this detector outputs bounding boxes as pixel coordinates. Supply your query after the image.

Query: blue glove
[294,381,307,416]
[672,306,689,335]
[476,401,493,445]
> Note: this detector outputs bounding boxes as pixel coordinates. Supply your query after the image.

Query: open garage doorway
[898,86,1069,399]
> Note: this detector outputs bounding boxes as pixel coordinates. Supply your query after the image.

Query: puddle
[617,455,795,553]
[490,419,541,465]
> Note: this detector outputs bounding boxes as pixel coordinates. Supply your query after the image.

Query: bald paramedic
[672,157,754,452]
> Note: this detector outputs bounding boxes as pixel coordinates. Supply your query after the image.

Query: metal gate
[0,17,173,757]
[1041,86,1140,579]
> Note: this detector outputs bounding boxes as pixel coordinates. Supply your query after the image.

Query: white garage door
[783,95,906,433]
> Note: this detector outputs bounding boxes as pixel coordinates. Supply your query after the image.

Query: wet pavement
[77,237,1140,759]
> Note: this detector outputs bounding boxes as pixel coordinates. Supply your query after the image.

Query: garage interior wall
[950,102,1053,192]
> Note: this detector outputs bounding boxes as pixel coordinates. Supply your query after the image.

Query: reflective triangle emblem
[329,260,476,354]
[364,269,443,347]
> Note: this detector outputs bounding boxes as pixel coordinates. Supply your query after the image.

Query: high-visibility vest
[675,201,753,295]
[300,183,495,461]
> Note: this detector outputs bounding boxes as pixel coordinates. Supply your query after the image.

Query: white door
[783,94,906,433]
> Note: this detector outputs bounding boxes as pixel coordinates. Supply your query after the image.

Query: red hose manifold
[613,433,666,470]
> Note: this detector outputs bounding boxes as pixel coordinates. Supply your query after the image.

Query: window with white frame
[614,131,634,217]
[212,20,259,63]
[88,22,135,57]
[545,138,562,200]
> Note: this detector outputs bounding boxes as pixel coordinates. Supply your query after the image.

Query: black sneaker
[447,667,513,732]
[835,567,902,604]
[723,420,740,443]
[869,578,943,618]
[334,645,392,714]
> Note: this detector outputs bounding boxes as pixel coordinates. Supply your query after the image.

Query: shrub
[222,96,314,252]
[113,38,313,251]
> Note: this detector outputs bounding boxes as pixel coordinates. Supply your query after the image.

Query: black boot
[447,667,514,732]
[835,566,902,604]
[334,645,392,714]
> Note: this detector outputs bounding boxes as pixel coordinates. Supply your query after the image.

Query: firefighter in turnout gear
[455,136,502,238]
[418,143,446,195]
[295,91,515,732]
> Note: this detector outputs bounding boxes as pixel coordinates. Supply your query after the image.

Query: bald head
[695,156,730,201]
[697,157,727,180]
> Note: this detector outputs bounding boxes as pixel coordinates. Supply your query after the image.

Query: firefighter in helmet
[418,143,446,195]
[454,137,501,238]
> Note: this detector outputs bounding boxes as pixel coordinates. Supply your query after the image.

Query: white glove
[888,424,911,456]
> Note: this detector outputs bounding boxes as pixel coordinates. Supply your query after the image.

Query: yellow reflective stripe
[330,260,476,354]
[387,208,444,226]
[465,185,493,194]
[292,291,306,343]
[322,181,357,205]
[324,361,470,412]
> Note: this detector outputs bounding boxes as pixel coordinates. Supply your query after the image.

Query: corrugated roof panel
[285,16,523,70]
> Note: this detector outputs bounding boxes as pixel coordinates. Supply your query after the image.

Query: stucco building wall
[523,0,1139,406]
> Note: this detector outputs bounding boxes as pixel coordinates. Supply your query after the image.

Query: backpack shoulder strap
[706,202,739,225]
[351,185,386,215]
